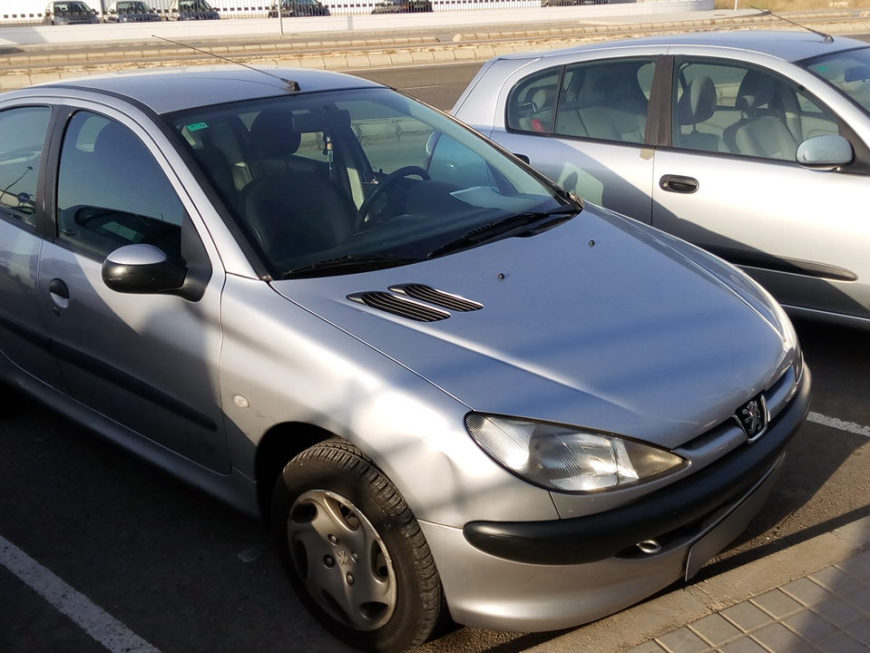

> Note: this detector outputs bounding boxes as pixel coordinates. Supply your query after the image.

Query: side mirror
[796,134,853,168]
[102,244,186,295]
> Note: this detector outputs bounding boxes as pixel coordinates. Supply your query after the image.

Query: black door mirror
[102,244,187,295]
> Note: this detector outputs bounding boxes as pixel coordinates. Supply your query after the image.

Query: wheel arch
[254,421,336,523]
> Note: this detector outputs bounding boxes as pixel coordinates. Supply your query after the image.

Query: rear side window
[555,59,654,144]
[506,59,655,144]
[0,106,50,227]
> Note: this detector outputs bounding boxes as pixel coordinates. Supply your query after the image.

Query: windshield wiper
[282,254,422,279]
[428,205,580,258]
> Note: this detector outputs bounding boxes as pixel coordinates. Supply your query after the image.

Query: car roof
[498,30,869,65]
[13,67,384,115]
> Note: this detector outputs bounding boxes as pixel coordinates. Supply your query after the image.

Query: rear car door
[652,56,870,321]
[0,104,66,390]
[37,105,230,472]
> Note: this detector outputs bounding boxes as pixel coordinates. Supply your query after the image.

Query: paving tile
[814,630,866,653]
[810,565,864,596]
[843,585,870,613]
[718,636,767,653]
[656,627,709,653]
[721,602,772,632]
[810,596,863,627]
[836,550,870,582]
[844,617,870,647]
[689,613,742,646]
[751,588,803,619]
[751,622,813,651]
[625,642,668,653]
[783,609,837,642]
[781,577,834,606]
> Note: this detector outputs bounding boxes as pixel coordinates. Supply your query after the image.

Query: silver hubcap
[287,489,397,630]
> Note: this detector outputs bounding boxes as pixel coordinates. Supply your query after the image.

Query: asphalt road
[2,55,870,653]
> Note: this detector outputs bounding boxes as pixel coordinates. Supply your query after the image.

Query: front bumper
[421,365,810,631]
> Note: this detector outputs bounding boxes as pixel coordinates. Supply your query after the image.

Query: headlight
[466,414,686,493]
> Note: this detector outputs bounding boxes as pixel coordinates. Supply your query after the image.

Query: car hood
[269,207,794,449]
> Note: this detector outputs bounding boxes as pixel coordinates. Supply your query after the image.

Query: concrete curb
[526,515,870,652]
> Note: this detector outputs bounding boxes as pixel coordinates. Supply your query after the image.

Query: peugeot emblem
[735,395,768,441]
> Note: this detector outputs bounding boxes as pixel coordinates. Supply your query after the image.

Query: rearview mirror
[796,134,853,168]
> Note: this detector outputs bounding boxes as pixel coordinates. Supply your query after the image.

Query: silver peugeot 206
[0,67,809,651]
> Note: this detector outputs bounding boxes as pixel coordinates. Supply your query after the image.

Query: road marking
[808,411,870,438]
[0,534,159,653]
[403,84,439,90]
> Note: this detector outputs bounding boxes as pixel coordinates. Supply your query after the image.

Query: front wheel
[271,439,442,652]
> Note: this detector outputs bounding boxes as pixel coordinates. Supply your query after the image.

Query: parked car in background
[42,0,100,24]
[170,0,219,20]
[105,0,162,22]
[454,31,870,330]
[371,0,432,13]
[0,66,808,651]
[268,0,330,17]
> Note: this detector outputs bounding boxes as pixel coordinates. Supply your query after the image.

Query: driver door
[37,108,229,471]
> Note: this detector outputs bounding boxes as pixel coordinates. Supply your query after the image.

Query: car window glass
[56,111,184,260]
[172,88,564,278]
[674,60,839,161]
[803,47,870,115]
[0,106,50,227]
[554,58,653,144]
[506,68,561,134]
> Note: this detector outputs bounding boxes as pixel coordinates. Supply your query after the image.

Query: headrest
[249,109,301,157]
[735,70,774,115]
[678,76,716,125]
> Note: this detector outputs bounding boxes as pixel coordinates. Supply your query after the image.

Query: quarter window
[673,60,839,161]
[56,112,184,259]
[506,68,561,134]
[0,106,50,226]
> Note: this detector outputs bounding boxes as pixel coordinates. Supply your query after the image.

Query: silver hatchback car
[453,30,870,330]
[0,67,808,651]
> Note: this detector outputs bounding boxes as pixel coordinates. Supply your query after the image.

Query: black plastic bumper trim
[463,365,811,565]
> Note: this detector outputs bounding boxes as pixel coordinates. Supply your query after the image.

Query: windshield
[178,0,213,10]
[802,46,870,114]
[118,1,149,10]
[170,87,576,278]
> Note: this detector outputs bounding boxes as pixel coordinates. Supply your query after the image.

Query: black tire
[271,438,442,652]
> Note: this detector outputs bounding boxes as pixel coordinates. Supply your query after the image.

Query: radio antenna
[152,35,301,91]
[752,6,834,42]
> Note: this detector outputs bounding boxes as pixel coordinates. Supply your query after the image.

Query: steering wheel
[359,165,430,222]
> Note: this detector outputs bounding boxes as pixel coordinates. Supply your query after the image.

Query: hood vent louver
[349,291,450,322]
[390,284,484,312]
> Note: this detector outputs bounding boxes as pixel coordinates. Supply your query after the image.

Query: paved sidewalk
[631,550,870,653]
[525,516,870,653]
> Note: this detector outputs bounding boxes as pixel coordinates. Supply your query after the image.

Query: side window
[674,60,840,161]
[506,68,561,134]
[0,106,50,227]
[554,59,654,144]
[56,112,184,260]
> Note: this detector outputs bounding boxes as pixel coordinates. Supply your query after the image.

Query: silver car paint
[0,68,806,633]
[453,32,870,328]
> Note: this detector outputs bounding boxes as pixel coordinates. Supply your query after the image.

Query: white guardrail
[2,0,713,23]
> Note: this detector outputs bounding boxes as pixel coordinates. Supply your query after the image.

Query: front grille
[348,291,450,322]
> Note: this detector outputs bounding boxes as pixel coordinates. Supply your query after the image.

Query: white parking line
[808,411,870,438]
[0,535,159,653]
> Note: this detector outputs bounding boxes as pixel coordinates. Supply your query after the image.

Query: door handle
[48,278,70,310]
[659,174,699,194]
